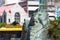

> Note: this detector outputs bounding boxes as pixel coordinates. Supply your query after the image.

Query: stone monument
[24,0,50,40]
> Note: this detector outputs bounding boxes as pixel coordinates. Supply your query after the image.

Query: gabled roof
[0,4,15,16]
[18,1,27,12]
[0,1,27,16]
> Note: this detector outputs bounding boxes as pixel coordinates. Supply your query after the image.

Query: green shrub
[0,23,6,28]
[48,20,60,40]
[11,21,19,26]
[58,17,60,20]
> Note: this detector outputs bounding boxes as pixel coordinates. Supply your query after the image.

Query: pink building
[0,1,28,25]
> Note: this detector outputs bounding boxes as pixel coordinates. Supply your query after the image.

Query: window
[9,10,11,13]
[3,10,6,23]
[9,19,10,22]
[1,18,2,23]
[15,12,20,23]
[4,15,6,23]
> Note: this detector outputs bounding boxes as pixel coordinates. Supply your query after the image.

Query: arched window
[4,14,6,23]
[1,18,2,23]
[15,12,20,23]
[9,19,10,22]
[3,10,6,23]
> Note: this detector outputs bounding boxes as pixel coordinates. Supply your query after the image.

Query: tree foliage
[48,20,60,40]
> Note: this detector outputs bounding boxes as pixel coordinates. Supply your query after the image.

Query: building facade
[47,0,56,21]
[0,1,28,25]
[28,0,39,17]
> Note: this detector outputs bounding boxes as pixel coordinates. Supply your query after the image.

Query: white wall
[28,1,39,11]
[5,0,23,5]
[48,12,55,16]
[8,4,28,25]
[6,11,11,24]
[49,17,55,21]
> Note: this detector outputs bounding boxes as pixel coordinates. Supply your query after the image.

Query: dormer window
[9,10,11,13]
